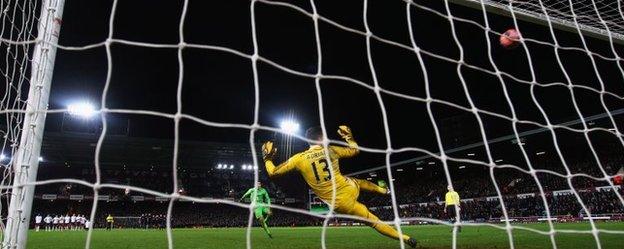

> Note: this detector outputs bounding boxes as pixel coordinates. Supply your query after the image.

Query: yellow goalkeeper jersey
[265,138,359,202]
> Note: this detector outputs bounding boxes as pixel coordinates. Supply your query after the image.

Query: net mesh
[453,0,624,42]
[1,0,624,249]
[0,0,39,234]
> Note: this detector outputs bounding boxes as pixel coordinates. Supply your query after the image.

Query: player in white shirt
[64,215,70,230]
[84,219,91,230]
[52,215,59,231]
[44,215,52,231]
[79,215,86,230]
[70,214,77,230]
[58,215,65,231]
[34,214,42,232]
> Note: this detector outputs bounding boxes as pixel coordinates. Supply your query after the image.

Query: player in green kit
[240,181,273,238]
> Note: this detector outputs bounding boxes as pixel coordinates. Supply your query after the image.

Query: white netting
[0,0,39,238]
[451,0,624,42]
[1,0,624,249]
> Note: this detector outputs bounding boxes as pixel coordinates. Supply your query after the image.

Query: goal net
[1,0,624,249]
[450,0,624,43]
[0,0,44,244]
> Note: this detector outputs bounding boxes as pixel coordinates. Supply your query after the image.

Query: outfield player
[79,215,86,230]
[70,214,77,230]
[34,214,42,232]
[59,215,65,230]
[44,214,52,231]
[444,185,461,232]
[262,126,417,247]
[64,214,71,230]
[52,215,61,230]
[240,182,273,238]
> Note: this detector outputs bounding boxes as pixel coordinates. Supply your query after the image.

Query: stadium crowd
[31,181,623,229]
[29,137,624,229]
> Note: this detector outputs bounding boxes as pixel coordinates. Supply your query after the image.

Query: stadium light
[38,156,43,162]
[67,102,96,118]
[459,165,466,169]
[495,159,503,163]
[536,151,546,155]
[229,165,234,170]
[280,120,300,135]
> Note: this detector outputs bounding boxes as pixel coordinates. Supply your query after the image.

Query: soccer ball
[500,28,520,49]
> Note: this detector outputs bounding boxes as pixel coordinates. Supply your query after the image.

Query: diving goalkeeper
[240,182,273,238]
[262,125,417,247]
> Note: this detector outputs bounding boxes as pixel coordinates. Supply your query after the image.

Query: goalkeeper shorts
[331,178,361,214]
[254,207,270,219]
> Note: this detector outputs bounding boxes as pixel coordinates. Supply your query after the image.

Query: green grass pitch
[26,222,624,249]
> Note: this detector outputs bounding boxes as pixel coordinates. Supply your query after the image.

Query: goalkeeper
[240,182,273,238]
[262,125,417,247]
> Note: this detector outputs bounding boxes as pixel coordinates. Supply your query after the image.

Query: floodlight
[280,120,300,135]
[67,102,96,118]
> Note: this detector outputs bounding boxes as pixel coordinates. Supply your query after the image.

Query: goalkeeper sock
[371,222,410,241]
[355,178,388,195]
[350,202,409,242]
[260,219,271,236]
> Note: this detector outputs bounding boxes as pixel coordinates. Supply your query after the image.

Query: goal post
[447,0,624,45]
[2,0,65,248]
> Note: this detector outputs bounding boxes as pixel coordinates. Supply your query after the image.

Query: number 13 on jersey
[311,159,331,183]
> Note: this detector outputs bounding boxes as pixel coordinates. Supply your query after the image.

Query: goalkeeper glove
[337,125,353,140]
[262,141,277,161]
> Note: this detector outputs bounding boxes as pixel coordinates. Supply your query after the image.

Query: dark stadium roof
[40,131,255,169]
